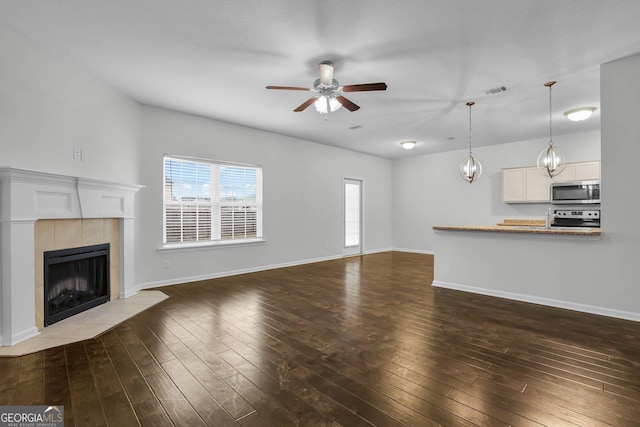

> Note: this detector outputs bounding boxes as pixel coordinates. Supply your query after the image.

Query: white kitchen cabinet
[575,161,600,180]
[552,161,600,182]
[502,168,526,202]
[554,163,576,181]
[502,167,550,203]
[525,167,552,201]
[502,161,600,203]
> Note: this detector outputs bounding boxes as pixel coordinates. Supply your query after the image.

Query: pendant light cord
[545,81,556,147]
[467,101,474,155]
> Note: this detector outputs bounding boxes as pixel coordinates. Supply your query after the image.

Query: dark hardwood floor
[2,251,640,426]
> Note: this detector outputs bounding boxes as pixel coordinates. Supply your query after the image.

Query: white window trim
[157,237,266,253]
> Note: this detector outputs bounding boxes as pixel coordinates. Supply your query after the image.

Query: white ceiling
[2,0,640,159]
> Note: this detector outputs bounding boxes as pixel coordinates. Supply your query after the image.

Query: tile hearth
[0,290,167,357]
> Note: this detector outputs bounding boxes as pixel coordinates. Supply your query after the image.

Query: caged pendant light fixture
[537,81,566,178]
[460,101,482,183]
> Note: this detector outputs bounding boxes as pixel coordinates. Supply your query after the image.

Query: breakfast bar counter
[432,224,601,236]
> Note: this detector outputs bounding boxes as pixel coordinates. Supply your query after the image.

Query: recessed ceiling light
[400,140,416,150]
[564,107,596,121]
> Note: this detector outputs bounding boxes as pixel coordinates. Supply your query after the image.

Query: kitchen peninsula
[429,221,620,322]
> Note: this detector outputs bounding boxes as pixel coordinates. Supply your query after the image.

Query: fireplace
[44,243,110,326]
[0,168,142,346]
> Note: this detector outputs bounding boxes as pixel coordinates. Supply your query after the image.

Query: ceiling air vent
[486,85,508,95]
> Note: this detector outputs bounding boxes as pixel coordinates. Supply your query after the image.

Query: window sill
[157,238,266,253]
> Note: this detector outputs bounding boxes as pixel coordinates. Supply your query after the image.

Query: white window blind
[163,156,262,245]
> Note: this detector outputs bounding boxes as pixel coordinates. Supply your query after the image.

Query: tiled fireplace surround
[34,218,121,330]
[0,168,143,346]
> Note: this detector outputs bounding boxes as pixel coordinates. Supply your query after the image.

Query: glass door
[343,178,362,256]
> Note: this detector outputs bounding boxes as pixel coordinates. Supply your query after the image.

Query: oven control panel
[553,209,600,219]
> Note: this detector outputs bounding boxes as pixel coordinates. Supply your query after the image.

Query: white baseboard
[391,247,435,255]
[136,249,435,293]
[363,247,393,255]
[121,288,139,299]
[136,254,344,291]
[360,247,434,255]
[1,326,39,346]
[432,280,640,323]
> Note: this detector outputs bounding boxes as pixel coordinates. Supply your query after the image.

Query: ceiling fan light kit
[537,81,567,178]
[266,60,387,116]
[314,95,342,113]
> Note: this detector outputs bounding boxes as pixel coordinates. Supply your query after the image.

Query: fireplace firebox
[44,243,110,326]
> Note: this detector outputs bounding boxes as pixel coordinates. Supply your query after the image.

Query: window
[163,156,262,245]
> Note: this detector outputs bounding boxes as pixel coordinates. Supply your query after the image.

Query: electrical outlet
[163,260,170,269]
[73,147,81,160]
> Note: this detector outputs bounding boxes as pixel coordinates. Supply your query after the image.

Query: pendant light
[537,81,566,178]
[460,101,482,183]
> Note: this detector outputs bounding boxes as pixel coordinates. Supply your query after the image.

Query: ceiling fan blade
[336,96,360,112]
[342,82,388,92]
[294,97,317,112]
[266,85,311,91]
[318,60,334,86]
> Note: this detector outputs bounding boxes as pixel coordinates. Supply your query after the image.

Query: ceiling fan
[266,60,387,114]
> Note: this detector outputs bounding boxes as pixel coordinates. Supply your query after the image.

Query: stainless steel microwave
[551,180,600,204]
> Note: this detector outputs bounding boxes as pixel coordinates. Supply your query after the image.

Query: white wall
[0,24,140,184]
[392,130,601,252]
[598,52,640,313]
[135,106,392,289]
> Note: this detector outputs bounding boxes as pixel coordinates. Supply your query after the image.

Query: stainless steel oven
[551,180,600,204]
[552,208,600,228]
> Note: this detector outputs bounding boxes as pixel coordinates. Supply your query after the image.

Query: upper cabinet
[502,167,551,203]
[502,161,600,203]
[502,168,527,202]
[554,161,601,182]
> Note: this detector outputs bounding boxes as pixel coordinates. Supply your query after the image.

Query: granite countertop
[432,224,601,236]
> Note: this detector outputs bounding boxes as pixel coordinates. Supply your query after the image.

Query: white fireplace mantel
[0,167,143,346]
